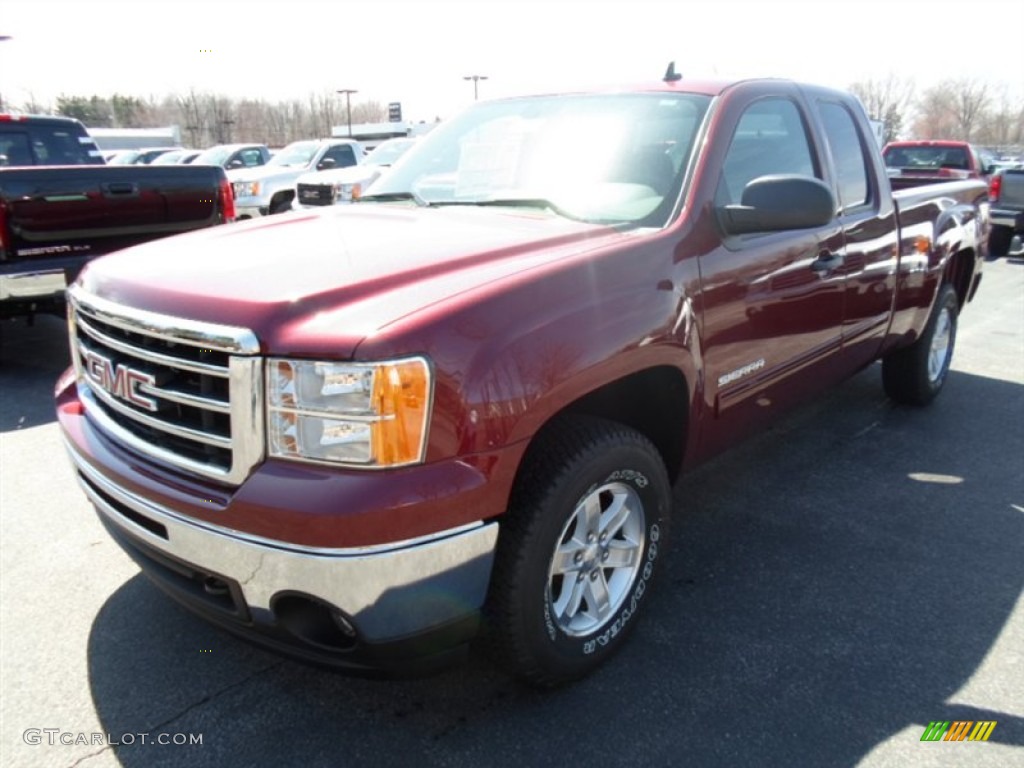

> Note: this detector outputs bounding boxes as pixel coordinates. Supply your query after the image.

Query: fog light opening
[203,576,230,596]
[272,593,358,652]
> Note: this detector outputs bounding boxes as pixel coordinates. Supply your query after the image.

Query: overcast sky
[2,0,1020,122]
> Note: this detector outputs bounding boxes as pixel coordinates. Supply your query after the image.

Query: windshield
[191,146,232,166]
[107,150,141,164]
[366,139,415,167]
[368,92,711,226]
[152,149,187,165]
[268,141,318,167]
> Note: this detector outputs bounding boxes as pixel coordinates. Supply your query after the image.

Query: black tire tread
[484,414,667,687]
[882,284,958,406]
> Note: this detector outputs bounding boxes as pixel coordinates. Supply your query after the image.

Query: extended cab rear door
[807,93,899,369]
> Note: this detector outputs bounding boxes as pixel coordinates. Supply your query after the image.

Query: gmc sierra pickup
[0,114,235,319]
[57,74,988,686]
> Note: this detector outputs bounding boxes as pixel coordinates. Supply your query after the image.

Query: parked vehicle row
[57,74,988,687]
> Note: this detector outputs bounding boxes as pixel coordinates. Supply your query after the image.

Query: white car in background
[292,137,416,209]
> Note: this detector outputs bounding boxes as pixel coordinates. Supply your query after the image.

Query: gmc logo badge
[83,350,157,412]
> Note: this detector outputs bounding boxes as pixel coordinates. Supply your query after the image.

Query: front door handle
[811,250,844,273]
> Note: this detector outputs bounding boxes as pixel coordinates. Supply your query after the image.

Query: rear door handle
[811,250,844,273]
[101,182,139,197]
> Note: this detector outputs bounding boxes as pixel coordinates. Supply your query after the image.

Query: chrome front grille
[297,183,334,206]
[68,286,264,486]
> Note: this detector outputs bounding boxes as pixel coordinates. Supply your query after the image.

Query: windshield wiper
[356,191,427,206]
[427,197,583,221]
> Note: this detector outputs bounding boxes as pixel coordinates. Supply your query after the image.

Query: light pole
[336,89,357,138]
[463,74,488,101]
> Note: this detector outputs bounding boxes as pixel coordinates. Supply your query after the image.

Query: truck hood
[295,165,381,186]
[227,164,309,184]
[78,204,632,358]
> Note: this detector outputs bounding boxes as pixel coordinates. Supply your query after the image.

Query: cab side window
[818,102,870,211]
[716,98,817,207]
[323,145,357,168]
[240,149,263,167]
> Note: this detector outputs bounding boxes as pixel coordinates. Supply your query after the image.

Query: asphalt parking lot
[1,257,1022,768]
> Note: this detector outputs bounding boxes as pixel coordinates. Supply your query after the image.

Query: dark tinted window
[0,132,33,166]
[716,99,817,206]
[322,144,357,168]
[884,145,968,170]
[0,124,102,165]
[818,102,870,210]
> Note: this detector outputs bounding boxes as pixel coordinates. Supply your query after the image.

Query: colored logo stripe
[920,720,997,742]
[968,721,997,742]
[921,722,949,741]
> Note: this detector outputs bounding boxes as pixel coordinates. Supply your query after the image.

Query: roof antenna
[663,61,682,83]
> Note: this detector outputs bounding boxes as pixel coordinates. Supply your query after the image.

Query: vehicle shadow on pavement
[0,314,69,432]
[85,367,1023,768]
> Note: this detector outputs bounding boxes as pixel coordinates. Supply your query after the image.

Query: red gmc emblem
[83,349,157,412]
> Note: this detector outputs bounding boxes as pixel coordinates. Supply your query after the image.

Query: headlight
[332,182,362,202]
[267,357,432,467]
[233,181,260,198]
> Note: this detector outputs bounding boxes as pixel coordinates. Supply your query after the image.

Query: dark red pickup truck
[57,75,988,686]
[0,114,235,319]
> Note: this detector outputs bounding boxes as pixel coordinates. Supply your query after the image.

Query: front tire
[485,416,671,687]
[269,195,293,215]
[882,284,958,406]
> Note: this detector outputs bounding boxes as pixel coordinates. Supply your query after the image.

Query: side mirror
[317,158,336,170]
[227,159,244,169]
[719,175,836,235]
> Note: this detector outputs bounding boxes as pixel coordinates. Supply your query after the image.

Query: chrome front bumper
[65,439,498,644]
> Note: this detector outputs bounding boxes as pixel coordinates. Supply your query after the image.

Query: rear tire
[882,284,958,406]
[485,416,671,687]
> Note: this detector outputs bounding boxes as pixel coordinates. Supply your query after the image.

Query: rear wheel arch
[943,247,978,310]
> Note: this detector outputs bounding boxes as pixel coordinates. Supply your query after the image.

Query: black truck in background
[0,114,235,319]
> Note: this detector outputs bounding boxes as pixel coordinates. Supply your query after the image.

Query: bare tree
[947,78,990,141]
[849,73,915,143]
[19,91,50,114]
[204,94,235,143]
[912,82,957,140]
[175,88,206,147]
[351,100,386,124]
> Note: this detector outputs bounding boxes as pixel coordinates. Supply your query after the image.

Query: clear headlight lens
[233,181,260,198]
[267,357,432,467]
[332,182,362,202]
